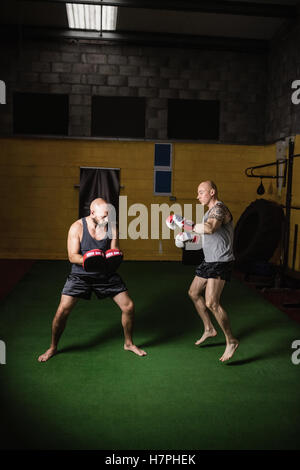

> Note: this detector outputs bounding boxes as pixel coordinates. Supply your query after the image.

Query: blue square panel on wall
[154,143,171,167]
[155,171,172,194]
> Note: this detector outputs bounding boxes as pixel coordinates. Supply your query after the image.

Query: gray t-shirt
[202,202,235,263]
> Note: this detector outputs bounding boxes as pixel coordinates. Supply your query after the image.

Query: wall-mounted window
[13,92,69,135]
[92,96,146,138]
[168,99,220,140]
[154,143,172,195]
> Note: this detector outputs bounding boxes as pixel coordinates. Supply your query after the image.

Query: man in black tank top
[38,198,147,362]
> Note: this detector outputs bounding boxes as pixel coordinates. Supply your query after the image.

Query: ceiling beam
[18,0,298,19]
[0,24,269,53]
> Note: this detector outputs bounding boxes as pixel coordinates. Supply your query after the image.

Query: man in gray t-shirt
[177,180,239,362]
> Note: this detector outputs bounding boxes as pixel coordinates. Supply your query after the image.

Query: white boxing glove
[166,214,194,231]
[175,237,185,248]
[175,232,200,248]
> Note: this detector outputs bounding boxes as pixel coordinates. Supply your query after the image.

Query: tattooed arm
[193,204,229,235]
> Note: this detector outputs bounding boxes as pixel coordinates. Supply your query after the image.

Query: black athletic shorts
[195,260,234,282]
[62,273,128,300]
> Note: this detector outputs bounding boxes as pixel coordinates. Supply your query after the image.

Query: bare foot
[195,328,217,346]
[219,341,239,362]
[124,344,147,357]
[38,347,57,362]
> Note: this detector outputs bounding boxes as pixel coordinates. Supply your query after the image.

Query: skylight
[66,3,117,31]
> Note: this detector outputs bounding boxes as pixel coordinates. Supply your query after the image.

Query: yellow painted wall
[0,136,296,269]
[289,136,300,272]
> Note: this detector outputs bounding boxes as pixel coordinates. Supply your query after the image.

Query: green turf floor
[1,260,300,450]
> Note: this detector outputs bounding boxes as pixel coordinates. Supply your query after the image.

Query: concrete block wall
[266,18,300,143]
[0,39,267,144]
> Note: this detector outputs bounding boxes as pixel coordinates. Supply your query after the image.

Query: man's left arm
[193,205,225,235]
[110,223,120,249]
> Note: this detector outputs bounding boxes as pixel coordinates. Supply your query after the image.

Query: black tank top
[71,217,111,276]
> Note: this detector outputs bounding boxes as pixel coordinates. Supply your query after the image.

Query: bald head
[197,180,218,206]
[90,198,107,212]
[201,181,218,196]
[89,198,108,226]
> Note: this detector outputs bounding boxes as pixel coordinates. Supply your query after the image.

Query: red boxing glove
[166,214,194,232]
[105,249,123,275]
[82,249,105,272]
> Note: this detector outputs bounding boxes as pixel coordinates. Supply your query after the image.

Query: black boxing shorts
[195,260,234,282]
[61,272,128,300]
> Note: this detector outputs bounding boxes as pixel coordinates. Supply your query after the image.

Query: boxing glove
[175,232,200,248]
[83,249,106,272]
[105,249,123,275]
[166,214,194,232]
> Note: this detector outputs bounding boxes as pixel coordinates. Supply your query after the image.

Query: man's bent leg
[113,291,147,357]
[188,276,217,345]
[205,278,239,362]
[38,295,79,362]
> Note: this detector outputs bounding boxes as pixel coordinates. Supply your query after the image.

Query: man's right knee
[188,289,200,302]
[57,298,76,317]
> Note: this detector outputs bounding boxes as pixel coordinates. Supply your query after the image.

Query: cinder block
[169,79,187,89]
[72,63,98,74]
[99,45,124,55]
[145,128,157,139]
[108,76,128,86]
[200,70,220,81]
[40,51,61,62]
[138,88,158,98]
[61,52,80,63]
[147,98,167,109]
[128,56,148,66]
[128,77,147,88]
[85,53,107,64]
[108,55,128,65]
[180,68,194,80]
[208,81,223,91]
[148,117,164,129]
[145,108,157,119]
[49,84,72,94]
[158,128,168,139]
[70,105,89,116]
[69,94,83,105]
[120,65,139,76]
[179,90,197,100]
[69,124,90,136]
[118,87,138,97]
[148,77,168,88]
[40,73,60,84]
[189,79,207,90]
[19,72,39,83]
[99,64,119,75]
[197,90,218,100]
[60,73,81,84]
[69,94,91,106]
[71,84,91,94]
[32,62,51,73]
[87,74,107,85]
[159,89,179,99]
[140,67,158,77]
[52,63,72,73]
[160,67,179,79]
[148,56,169,67]
[95,86,117,96]
[21,83,50,93]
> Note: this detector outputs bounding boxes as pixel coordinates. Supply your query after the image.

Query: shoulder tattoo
[209,204,227,222]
